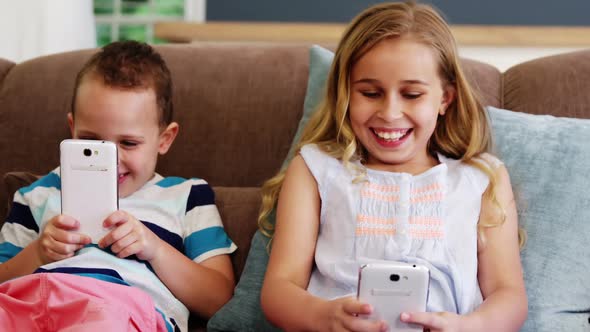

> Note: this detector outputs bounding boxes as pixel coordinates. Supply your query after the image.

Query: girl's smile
[349,36,455,174]
[371,127,413,148]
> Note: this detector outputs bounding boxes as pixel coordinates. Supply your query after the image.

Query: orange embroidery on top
[356,180,445,239]
[356,214,396,236]
[411,183,443,194]
[355,228,396,236]
[408,229,444,239]
[360,190,399,202]
[410,193,444,204]
[409,217,443,226]
[363,182,400,193]
[357,214,397,225]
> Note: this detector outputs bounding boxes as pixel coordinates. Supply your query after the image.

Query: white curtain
[0,0,96,63]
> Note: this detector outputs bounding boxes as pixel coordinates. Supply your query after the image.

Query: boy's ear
[158,122,179,155]
[67,113,75,137]
[439,85,456,116]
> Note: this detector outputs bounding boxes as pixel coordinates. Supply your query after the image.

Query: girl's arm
[402,164,527,331]
[467,164,528,330]
[260,155,324,330]
[261,156,386,332]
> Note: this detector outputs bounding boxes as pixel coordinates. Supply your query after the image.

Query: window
[94,0,203,45]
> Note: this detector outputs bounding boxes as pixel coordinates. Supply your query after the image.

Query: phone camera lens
[83,148,92,156]
[389,274,400,282]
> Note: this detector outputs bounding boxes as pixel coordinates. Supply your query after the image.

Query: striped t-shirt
[0,168,237,332]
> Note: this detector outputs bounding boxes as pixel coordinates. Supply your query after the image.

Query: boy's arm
[1,214,91,284]
[99,206,235,318]
[0,190,43,283]
[0,239,43,282]
[146,242,235,318]
[1,176,91,284]
[139,179,235,318]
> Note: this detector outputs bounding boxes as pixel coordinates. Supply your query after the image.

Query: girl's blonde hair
[258,1,525,247]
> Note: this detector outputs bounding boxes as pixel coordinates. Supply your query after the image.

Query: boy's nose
[117,147,124,162]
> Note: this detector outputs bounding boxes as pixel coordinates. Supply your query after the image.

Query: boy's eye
[120,141,138,147]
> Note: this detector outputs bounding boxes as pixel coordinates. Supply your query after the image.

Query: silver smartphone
[357,262,430,332]
[60,139,118,242]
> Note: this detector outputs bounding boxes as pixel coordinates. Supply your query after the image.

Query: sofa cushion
[503,50,590,119]
[208,186,262,280]
[488,106,590,331]
[207,230,279,332]
[2,171,40,221]
[207,46,335,332]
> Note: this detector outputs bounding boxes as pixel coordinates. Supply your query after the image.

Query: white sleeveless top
[301,144,500,314]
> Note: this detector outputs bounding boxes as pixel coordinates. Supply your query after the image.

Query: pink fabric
[0,273,167,331]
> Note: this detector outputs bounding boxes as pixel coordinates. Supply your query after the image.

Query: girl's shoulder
[440,153,504,195]
[298,143,354,190]
[473,152,504,170]
[440,152,503,172]
[299,143,341,168]
[300,143,328,158]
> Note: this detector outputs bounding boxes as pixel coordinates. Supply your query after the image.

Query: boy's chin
[118,185,135,198]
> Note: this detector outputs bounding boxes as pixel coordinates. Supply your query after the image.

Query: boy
[0,41,236,331]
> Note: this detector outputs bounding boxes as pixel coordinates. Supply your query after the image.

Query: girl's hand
[37,215,91,264]
[320,296,389,332]
[98,210,163,261]
[400,311,463,332]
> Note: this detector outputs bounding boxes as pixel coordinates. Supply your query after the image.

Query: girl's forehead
[351,39,440,80]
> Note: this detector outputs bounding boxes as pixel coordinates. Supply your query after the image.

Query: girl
[259,2,527,332]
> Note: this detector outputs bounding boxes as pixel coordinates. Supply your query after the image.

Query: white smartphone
[357,262,430,332]
[60,139,118,242]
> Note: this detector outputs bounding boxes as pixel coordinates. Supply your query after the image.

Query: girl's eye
[404,93,422,99]
[361,91,381,98]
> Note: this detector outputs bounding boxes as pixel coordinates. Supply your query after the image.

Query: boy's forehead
[78,72,155,93]
[75,79,159,120]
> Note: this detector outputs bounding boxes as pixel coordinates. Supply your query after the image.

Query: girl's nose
[379,97,404,121]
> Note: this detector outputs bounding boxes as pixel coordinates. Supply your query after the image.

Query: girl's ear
[439,85,456,116]
[158,122,180,155]
[67,112,75,137]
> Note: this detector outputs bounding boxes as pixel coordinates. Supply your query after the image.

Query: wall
[207,1,590,26]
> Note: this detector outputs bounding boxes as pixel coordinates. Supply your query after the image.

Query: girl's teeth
[375,130,406,140]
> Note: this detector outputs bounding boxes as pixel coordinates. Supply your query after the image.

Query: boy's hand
[400,311,463,332]
[319,296,389,332]
[37,215,91,264]
[98,210,163,261]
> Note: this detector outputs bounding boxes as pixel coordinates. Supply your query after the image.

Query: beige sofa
[1,44,589,331]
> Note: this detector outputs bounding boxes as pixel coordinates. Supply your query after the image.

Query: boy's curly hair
[71,40,173,127]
